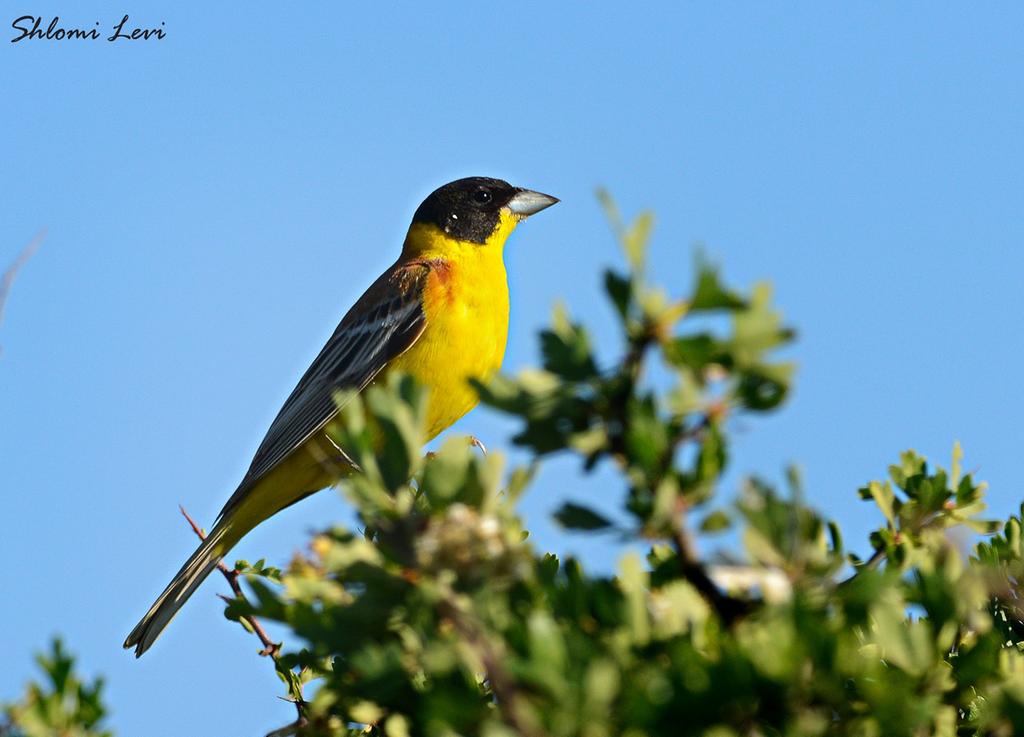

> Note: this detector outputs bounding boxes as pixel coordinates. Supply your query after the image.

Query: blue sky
[2,3,1022,735]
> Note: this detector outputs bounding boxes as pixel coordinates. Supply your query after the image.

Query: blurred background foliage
[1,640,111,737]
[6,197,1024,737]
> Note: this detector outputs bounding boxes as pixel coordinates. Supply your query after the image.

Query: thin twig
[0,229,45,354]
[671,523,751,625]
[861,547,886,570]
[179,506,307,726]
[660,489,751,625]
[610,330,749,625]
[179,506,281,656]
[441,595,544,737]
[653,406,750,624]
[839,523,918,587]
[836,547,888,590]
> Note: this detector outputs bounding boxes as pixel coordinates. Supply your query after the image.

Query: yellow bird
[124,177,558,656]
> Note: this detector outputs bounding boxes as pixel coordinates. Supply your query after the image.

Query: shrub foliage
[6,197,1024,737]
[1,640,111,737]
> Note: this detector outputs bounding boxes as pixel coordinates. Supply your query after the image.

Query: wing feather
[218,262,431,517]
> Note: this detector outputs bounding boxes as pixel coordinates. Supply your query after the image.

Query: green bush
[230,197,1023,736]
[7,196,1024,737]
[1,640,111,737]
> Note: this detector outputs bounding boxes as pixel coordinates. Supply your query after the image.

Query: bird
[123,177,558,656]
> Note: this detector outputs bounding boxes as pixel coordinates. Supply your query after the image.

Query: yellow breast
[387,223,512,440]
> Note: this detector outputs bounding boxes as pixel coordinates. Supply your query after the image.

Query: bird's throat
[401,210,519,260]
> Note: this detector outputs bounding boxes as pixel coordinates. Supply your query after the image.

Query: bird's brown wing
[217,261,431,518]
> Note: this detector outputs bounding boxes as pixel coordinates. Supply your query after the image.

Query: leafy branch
[1,640,111,737]
[178,507,308,732]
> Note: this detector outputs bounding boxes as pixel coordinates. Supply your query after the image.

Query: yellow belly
[387,256,509,440]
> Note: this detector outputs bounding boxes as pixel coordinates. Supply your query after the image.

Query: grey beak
[507,188,559,217]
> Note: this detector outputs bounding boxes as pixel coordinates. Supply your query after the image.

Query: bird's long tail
[123,520,236,657]
[124,447,339,657]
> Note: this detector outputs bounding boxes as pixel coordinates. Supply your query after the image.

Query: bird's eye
[473,189,493,205]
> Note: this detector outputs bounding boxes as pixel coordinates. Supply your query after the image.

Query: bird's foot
[423,438,485,461]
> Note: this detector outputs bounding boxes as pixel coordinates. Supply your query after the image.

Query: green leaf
[504,463,537,503]
[699,510,732,533]
[951,440,963,488]
[860,480,896,528]
[689,259,747,312]
[623,210,653,271]
[553,502,614,531]
[604,269,633,318]
[664,333,731,373]
[595,187,623,234]
[419,436,472,507]
[624,395,671,477]
[736,366,791,411]
[540,303,599,380]
[618,552,650,645]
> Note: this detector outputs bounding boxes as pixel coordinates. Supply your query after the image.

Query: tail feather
[123,524,230,657]
[125,452,333,657]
